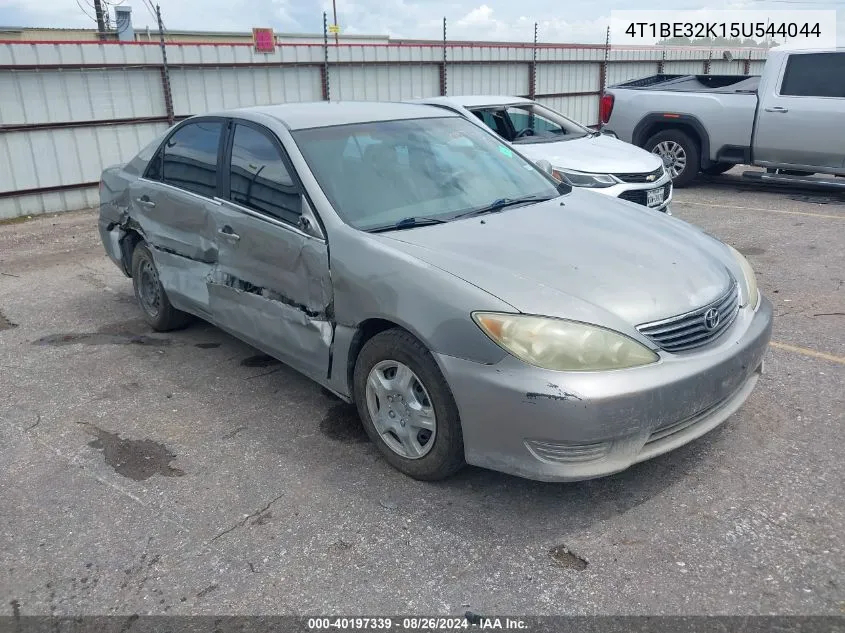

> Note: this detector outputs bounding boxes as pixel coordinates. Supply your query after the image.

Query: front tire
[131,242,192,332]
[646,130,700,188]
[353,329,465,481]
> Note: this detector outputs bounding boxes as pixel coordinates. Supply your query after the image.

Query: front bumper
[592,175,673,214]
[436,297,773,482]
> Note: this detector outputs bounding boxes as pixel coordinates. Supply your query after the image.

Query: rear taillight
[599,93,615,125]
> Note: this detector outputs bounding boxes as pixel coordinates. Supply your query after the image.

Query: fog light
[524,439,611,464]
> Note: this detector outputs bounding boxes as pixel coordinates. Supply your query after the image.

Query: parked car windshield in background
[473,102,591,144]
[292,116,561,231]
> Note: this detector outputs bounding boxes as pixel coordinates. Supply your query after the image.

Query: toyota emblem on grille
[703,308,720,330]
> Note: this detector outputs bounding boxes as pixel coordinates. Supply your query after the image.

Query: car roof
[415,95,533,109]
[207,101,457,130]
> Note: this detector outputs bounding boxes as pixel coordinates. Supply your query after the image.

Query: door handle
[217,227,240,242]
[763,106,788,113]
[135,196,156,208]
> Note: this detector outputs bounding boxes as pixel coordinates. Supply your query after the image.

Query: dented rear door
[208,121,332,381]
[131,118,226,319]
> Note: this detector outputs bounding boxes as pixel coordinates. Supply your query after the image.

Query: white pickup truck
[601,48,845,187]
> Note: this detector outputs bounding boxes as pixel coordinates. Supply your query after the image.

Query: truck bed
[611,74,760,94]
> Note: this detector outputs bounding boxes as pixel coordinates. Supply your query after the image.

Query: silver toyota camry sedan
[98,102,772,482]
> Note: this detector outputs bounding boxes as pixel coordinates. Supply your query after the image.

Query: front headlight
[726,245,760,309]
[551,168,617,189]
[473,313,659,371]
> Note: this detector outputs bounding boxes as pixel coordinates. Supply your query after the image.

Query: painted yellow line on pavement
[677,201,845,220]
[770,341,845,365]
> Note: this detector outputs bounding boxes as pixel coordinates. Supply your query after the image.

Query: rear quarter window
[125,134,165,176]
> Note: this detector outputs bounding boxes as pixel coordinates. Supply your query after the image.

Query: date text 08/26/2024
[306,616,529,630]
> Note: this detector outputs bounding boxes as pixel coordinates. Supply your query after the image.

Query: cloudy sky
[0,0,842,44]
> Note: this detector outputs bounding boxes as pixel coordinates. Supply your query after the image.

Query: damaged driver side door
[208,119,333,383]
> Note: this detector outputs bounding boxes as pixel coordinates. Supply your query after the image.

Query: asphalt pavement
[1,170,843,616]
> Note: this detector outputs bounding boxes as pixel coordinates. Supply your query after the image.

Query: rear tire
[353,328,465,481]
[646,130,700,188]
[701,163,734,176]
[131,242,192,332]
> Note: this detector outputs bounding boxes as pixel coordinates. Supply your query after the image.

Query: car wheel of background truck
[353,328,465,481]
[701,163,734,176]
[131,242,192,332]
[647,130,700,188]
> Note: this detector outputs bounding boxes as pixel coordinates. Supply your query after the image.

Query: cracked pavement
[1,171,843,615]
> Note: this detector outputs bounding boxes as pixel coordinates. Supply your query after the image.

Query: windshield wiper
[366,216,448,233]
[452,194,557,220]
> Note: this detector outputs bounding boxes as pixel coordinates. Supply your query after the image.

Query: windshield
[473,103,590,145]
[292,117,561,231]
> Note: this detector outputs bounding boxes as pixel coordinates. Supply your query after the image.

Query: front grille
[618,182,671,207]
[636,281,740,353]
[613,167,664,183]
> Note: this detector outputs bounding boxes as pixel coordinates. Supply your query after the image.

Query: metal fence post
[440,18,447,96]
[529,22,537,100]
[744,51,751,75]
[704,49,712,74]
[322,12,330,101]
[156,4,174,125]
[598,26,609,126]
[658,48,665,74]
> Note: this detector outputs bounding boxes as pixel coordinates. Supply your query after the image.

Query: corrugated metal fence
[0,39,768,219]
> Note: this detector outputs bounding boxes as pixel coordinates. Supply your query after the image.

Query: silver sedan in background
[98,102,772,482]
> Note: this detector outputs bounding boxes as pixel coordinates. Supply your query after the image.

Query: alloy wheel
[652,140,687,179]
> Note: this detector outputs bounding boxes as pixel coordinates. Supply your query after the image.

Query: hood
[373,190,737,330]
[516,133,663,175]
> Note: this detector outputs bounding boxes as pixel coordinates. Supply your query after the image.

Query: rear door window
[227,123,301,225]
[780,53,845,98]
[150,120,223,197]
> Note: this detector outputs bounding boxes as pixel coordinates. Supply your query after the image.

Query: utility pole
[93,0,107,36]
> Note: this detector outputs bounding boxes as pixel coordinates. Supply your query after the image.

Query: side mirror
[535,159,554,175]
[536,159,571,194]
[298,195,324,239]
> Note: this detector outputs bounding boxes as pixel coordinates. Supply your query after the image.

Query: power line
[139,0,158,24]
[142,0,156,21]
[75,0,98,23]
